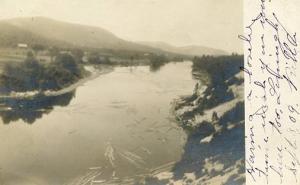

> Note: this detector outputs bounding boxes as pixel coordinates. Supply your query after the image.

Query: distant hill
[139,41,228,56]
[0,22,71,48]
[0,17,227,56]
[0,17,157,52]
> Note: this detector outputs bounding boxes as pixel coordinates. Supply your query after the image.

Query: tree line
[0,52,84,93]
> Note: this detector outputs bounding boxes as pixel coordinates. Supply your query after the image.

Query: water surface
[0,61,196,184]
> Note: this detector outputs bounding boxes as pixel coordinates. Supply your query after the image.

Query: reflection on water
[149,62,166,72]
[0,92,75,124]
[0,62,196,185]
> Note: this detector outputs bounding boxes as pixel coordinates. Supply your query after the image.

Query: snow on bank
[145,71,245,185]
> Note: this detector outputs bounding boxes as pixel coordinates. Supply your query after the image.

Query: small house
[17,43,28,48]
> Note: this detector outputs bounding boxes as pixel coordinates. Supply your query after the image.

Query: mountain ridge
[0,16,155,52]
[0,16,227,56]
[138,41,228,56]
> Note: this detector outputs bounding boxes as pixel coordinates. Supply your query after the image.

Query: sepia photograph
[0,0,244,184]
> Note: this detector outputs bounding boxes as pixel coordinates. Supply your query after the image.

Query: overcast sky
[0,0,243,53]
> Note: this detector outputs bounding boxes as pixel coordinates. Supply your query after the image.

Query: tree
[71,48,84,63]
[149,54,168,72]
[54,53,81,77]
[87,52,100,64]
[27,51,34,58]
[22,56,42,89]
[48,47,60,62]
[0,53,84,93]
[87,52,111,65]
[31,44,46,56]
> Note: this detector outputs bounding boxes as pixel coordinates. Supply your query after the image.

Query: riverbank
[145,55,245,185]
[0,64,113,99]
[43,64,113,97]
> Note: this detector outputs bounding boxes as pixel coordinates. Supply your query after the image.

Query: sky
[0,0,243,53]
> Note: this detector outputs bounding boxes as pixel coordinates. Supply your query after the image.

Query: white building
[17,43,28,48]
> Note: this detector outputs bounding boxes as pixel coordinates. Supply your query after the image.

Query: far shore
[0,64,113,99]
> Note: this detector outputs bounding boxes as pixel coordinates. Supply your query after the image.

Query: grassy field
[0,48,52,67]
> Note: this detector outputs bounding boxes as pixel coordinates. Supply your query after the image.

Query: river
[0,61,197,185]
